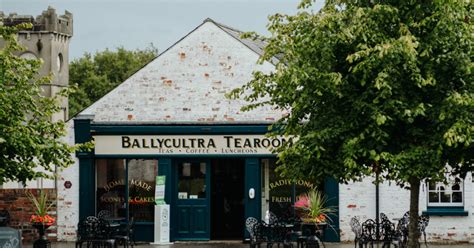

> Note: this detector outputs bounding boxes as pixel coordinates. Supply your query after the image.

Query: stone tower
[0,6,73,121]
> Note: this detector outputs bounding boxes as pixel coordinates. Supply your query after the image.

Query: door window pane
[128,159,158,222]
[178,162,206,199]
[96,159,126,218]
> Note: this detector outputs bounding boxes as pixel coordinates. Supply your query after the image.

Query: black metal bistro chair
[418,215,430,248]
[265,222,293,248]
[390,211,429,248]
[358,219,377,248]
[380,218,397,248]
[293,218,326,248]
[75,216,116,248]
[249,220,268,248]
[350,216,362,248]
[97,210,112,219]
[246,217,260,247]
[113,217,135,248]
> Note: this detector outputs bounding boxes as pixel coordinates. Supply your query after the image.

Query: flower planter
[32,223,51,248]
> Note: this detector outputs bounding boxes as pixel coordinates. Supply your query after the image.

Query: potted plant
[295,189,334,224]
[27,190,55,247]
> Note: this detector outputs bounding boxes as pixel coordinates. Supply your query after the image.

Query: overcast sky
[2,0,323,59]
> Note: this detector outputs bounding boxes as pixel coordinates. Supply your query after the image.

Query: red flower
[30,214,55,226]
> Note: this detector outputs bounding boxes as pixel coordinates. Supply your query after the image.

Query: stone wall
[0,189,57,243]
[339,173,474,244]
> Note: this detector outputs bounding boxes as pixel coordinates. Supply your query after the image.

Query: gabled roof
[77,18,286,124]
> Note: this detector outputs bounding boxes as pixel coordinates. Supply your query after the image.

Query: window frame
[427,179,464,207]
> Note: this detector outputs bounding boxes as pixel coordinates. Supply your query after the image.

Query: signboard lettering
[95,135,289,155]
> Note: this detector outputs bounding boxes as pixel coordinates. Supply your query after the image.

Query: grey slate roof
[208,18,279,65]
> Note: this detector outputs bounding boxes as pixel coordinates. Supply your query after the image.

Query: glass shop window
[96,159,158,222]
[261,159,320,220]
[128,159,158,222]
[96,159,126,219]
[427,177,463,207]
[178,162,207,199]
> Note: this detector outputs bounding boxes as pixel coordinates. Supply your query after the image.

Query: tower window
[57,53,63,72]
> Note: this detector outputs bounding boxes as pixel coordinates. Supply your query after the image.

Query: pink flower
[294,195,309,209]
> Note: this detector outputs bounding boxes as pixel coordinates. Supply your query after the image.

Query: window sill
[423,207,469,216]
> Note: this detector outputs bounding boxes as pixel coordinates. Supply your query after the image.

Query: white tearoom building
[58,19,474,244]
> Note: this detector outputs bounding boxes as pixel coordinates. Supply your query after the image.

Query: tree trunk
[408,177,421,248]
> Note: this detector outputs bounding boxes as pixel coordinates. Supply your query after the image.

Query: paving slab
[23,241,473,248]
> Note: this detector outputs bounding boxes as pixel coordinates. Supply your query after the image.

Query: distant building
[1,6,72,123]
[0,7,73,242]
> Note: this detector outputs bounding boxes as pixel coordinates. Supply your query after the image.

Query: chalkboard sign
[0,227,21,248]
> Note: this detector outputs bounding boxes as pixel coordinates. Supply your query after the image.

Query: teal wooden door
[244,158,261,239]
[174,160,210,240]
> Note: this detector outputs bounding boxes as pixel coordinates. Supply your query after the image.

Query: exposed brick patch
[0,189,57,243]
[347,204,357,208]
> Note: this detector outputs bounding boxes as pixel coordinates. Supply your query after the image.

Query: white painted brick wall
[56,120,80,241]
[340,173,474,243]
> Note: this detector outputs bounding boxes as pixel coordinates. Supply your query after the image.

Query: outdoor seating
[358,219,377,247]
[246,217,259,245]
[380,219,397,248]
[248,220,267,248]
[355,212,430,248]
[419,215,430,248]
[394,212,410,247]
[112,217,135,248]
[304,235,321,248]
[265,211,279,225]
[393,211,430,248]
[97,210,112,219]
[349,216,362,248]
[246,217,294,248]
[75,216,116,248]
[266,222,293,248]
[245,212,329,248]
[293,220,325,248]
[357,214,397,248]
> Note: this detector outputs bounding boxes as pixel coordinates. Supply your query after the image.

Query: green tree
[0,24,85,184]
[69,46,158,117]
[229,1,473,246]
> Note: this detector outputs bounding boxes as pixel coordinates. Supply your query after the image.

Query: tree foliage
[69,46,158,117]
[230,0,473,246]
[0,24,86,184]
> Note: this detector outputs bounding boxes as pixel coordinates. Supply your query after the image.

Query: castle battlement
[0,6,73,36]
